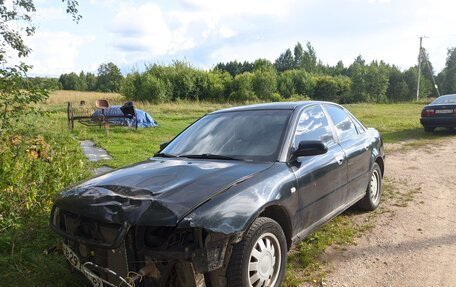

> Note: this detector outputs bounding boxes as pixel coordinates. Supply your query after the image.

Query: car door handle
[335,154,344,165]
[363,142,370,151]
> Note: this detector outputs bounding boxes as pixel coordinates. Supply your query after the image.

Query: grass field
[1,91,455,287]
[65,95,452,168]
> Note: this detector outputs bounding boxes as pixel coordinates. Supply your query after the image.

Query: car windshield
[160,109,293,162]
[431,95,456,105]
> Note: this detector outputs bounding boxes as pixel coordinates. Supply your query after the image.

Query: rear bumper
[420,117,456,128]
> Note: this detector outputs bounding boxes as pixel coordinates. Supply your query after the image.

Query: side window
[293,105,334,148]
[351,115,366,134]
[325,105,358,141]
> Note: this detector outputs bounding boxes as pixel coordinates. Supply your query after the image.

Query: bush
[312,75,351,102]
[0,133,89,230]
[229,72,258,102]
[252,70,278,100]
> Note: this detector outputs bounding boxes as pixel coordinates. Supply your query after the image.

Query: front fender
[178,163,297,235]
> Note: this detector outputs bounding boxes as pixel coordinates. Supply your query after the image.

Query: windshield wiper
[154,152,177,158]
[178,153,243,161]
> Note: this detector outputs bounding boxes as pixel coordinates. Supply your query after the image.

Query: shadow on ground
[382,127,456,143]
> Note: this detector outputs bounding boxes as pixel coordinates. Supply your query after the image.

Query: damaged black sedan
[50,101,385,287]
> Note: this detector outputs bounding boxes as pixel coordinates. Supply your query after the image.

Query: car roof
[210,101,334,114]
[430,94,456,105]
[436,94,456,99]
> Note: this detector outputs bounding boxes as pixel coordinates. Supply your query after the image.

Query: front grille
[50,207,127,248]
[52,209,139,286]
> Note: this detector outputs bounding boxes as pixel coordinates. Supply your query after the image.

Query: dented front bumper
[51,206,237,287]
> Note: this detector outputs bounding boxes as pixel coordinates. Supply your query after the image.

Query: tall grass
[46,90,123,105]
[0,112,90,287]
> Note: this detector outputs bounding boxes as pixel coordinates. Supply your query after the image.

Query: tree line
[25,42,456,104]
[20,62,123,93]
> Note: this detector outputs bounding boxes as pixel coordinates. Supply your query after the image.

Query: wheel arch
[375,156,385,176]
[259,205,293,249]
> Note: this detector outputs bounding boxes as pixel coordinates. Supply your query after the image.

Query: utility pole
[416,36,423,101]
[423,50,441,97]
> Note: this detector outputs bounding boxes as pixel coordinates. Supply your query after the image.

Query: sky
[25,0,456,77]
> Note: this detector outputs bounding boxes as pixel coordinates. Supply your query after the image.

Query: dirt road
[322,137,456,287]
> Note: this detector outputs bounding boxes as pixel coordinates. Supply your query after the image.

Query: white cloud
[35,6,66,22]
[109,3,196,63]
[368,0,392,3]
[27,0,456,75]
[107,0,300,64]
[208,41,286,66]
[178,0,296,16]
[27,32,94,76]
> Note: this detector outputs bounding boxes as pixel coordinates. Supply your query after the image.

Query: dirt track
[321,137,456,287]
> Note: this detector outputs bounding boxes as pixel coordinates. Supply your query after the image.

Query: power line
[416,36,440,100]
[422,48,441,97]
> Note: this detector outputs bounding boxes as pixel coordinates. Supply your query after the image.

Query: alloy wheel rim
[248,232,282,287]
[369,169,380,203]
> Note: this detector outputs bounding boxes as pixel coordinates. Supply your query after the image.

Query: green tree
[141,73,170,103]
[252,69,277,100]
[229,72,257,102]
[274,48,295,72]
[301,42,318,73]
[76,71,88,91]
[386,66,410,102]
[169,61,197,100]
[253,58,275,72]
[439,47,456,94]
[214,60,253,77]
[312,75,351,102]
[0,1,80,132]
[85,72,97,91]
[347,57,389,103]
[277,71,296,98]
[365,61,389,103]
[121,72,142,100]
[96,62,123,92]
[291,69,315,97]
[403,66,433,100]
[59,72,80,90]
[293,42,304,68]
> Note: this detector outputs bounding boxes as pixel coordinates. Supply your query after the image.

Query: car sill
[290,192,365,246]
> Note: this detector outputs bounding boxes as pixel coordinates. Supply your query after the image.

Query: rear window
[431,95,456,105]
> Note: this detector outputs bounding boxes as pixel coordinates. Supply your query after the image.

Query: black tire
[424,126,434,132]
[357,162,382,211]
[226,217,287,287]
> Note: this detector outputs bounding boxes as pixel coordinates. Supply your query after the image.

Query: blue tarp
[91,106,158,128]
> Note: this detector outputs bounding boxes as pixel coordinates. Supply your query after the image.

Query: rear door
[324,104,371,201]
[291,105,348,232]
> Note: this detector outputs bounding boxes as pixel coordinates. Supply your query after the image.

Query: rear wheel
[424,126,434,132]
[226,217,287,287]
[357,162,382,211]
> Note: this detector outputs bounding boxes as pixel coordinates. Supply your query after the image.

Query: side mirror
[159,141,169,150]
[291,140,328,160]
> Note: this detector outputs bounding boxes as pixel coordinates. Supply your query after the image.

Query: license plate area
[435,109,454,114]
[62,243,104,287]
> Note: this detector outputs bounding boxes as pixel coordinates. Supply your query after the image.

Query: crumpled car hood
[54,158,273,226]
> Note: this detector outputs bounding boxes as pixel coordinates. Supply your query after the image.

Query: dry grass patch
[46,90,124,105]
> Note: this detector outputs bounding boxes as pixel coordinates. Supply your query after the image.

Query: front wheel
[357,162,382,211]
[226,217,287,287]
